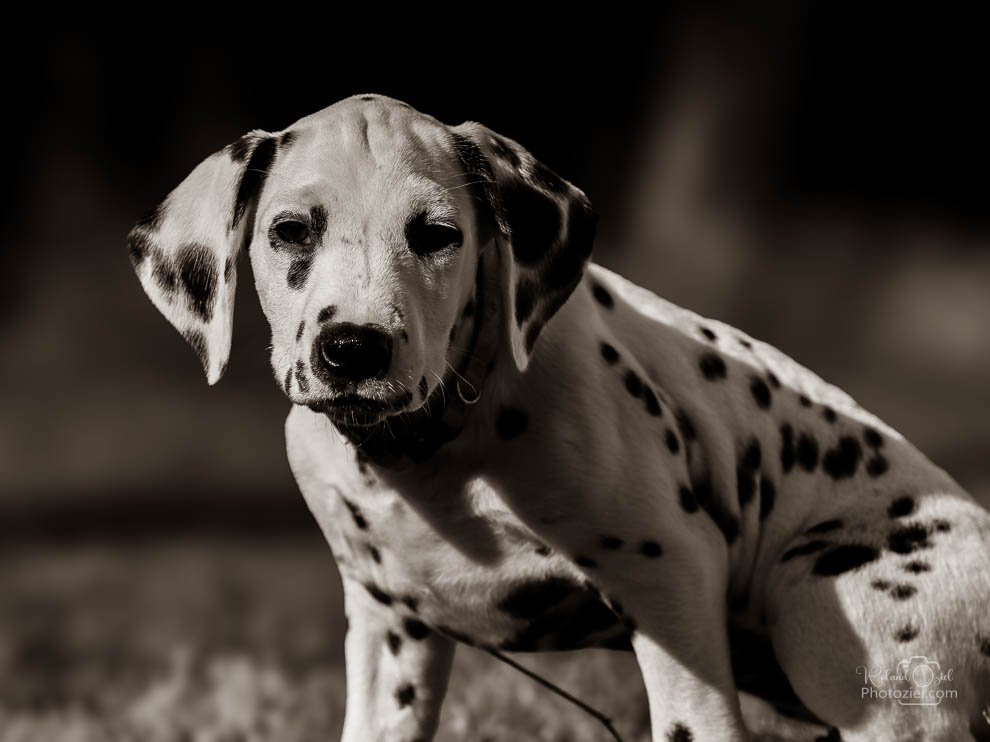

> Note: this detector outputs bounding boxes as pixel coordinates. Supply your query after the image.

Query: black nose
[314,323,393,383]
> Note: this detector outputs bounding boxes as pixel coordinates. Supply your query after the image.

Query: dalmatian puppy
[128,95,990,741]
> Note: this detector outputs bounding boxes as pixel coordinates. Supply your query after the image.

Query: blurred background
[1,8,987,740]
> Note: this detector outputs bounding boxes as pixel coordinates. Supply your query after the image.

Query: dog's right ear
[126,130,288,384]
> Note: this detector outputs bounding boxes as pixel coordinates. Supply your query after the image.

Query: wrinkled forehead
[261,97,462,219]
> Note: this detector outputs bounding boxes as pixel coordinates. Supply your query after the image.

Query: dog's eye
[406,214,462,256]
[274,220,311,245]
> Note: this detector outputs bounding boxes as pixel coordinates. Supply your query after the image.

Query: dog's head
[128,95,596,427]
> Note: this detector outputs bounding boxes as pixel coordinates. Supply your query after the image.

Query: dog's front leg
[339,578,455,742]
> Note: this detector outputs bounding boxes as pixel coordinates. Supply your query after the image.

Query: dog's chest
[287,412,629,651]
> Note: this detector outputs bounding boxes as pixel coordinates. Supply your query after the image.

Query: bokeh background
[1,8,987,741]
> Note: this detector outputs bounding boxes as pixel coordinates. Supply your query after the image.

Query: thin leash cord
[485,647,624,742]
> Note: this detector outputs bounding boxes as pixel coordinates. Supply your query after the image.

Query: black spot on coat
[342,498,369,530]
[640,541,662,558]
[890,584,917,600]
[599,535,624,550]
[395,683,415,708]
[496,407,528,439]
[678,486,699,513]
[822,436,862,480]
[903,561,930,574]
[665,429,680,454]
[864,428,884,448]
[700,327,716,341]
[750,377,772,409]
[812,544,879,576]
[317,305,337,324]
[668,722,694,742]
[624,370,642,398]
[895,625,919,643]
[796,434,819,472]
[698,352,727,380]
[888,523,933,554]
[600,342,619,364]
[287,257,313,290]
[888,496,915,518]
[364,583,392,605]
[759,477,776,520]
[403,618,430,640]
[805,518,844,535]
[780,424,796,473]
[591,281,614,308]
[866,455,889,477]
[643,388,662,416]
[386,631,402,655]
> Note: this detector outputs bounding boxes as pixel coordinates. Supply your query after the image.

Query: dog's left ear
[450,122,597,371]
[126,130,285,384]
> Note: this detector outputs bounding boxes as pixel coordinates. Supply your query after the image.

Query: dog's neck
[335,252,501,469]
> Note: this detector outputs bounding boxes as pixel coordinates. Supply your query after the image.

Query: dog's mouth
[307,391,414,427]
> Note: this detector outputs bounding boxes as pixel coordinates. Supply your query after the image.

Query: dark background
[0,8,987,739]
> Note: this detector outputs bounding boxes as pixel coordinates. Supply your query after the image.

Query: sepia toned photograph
[2,8,988,741]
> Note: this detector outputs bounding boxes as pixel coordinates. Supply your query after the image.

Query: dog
[128,94,990,741]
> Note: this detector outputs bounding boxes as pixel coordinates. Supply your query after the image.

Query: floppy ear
[450,122,597,371]
[126,129,285,384]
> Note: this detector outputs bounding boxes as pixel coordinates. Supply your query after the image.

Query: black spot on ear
[495,407,528,439]
[224,257,233,283]
[750,377,772,409]
[395,683,415,708]
[903,561,930,574]
[367,544,381,563]
[798,394,812,407]
[176,243,220,322]
[781,539,830,562]
[296,320,306,342]
[599,535,624,550]
[889,523,933,554]
[364,583,393,605]
[890,584,917,600]
[575,555,598,568]
[342,498,369,530]
[888,496,915,518]
[676,409,696,442]
[623,370,643,398]
[806,518,843,535]
[679,485,699,514]
[796,433,819,472]
[283,367,292,394]
[503,180,562,265]
[812,544,879,576]
[498,578,576,618]
[182,329,209,369]
[823,436,862,480]
[317,305,337,324]
[823,406,837,423]
[699,327,717,342]
[668,722,694,742]
[515,278,538,323]
[127,230,152,267]
[698,352,727,380]
[233,136,277,230]
[591,281,614,308]
[386,630,402,655]
[279,130,297,149]
[864,427,884,448]
[866,455,889,477]
[403,618,430,640]
[895,625,919,643]
[665,428,680,454]
[287,256,313,290]
[640,540,662,558]
[152,250,178,294]
[759,477,776,520]
[779,424,797,474]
